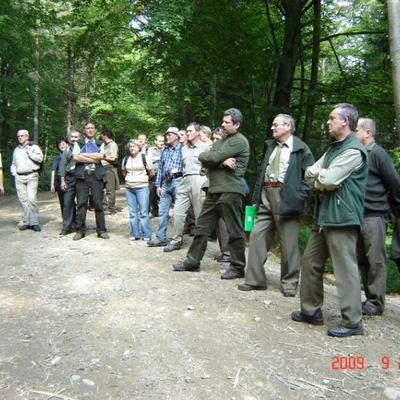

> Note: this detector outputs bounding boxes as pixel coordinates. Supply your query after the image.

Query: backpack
[28,141,44,177]
[123,154,155,180]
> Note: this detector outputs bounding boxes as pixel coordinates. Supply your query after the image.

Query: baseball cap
[164,127,180,137]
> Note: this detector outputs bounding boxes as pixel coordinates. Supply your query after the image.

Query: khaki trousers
[245,186,300,293]
[300,224,362,327]
[15,172,40,226]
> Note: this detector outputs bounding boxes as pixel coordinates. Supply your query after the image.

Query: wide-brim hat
[164,127,180,137]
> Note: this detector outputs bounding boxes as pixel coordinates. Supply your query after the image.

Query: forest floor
[1,190,400,400]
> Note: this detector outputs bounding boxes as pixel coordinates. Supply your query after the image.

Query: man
[163,122,210,252]
[178,130,187,145]
[101,127,120,215]
[10,129,43,232]
[355,118,400,316]
[147,127,183,247]
[72,121,109,240]
[173,108,250,280]
[58,130,81,236]
[138,133,149,155]
[0,153,4,194]
[148,134,165,217]
[238,114,314,297]
[291,103,368,338]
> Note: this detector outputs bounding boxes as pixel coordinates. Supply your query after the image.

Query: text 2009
[331,355,400,370]
[331,355,365,370]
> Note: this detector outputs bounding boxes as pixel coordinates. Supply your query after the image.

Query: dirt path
[1,190,400,400]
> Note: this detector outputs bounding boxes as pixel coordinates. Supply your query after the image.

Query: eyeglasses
[271,123,287,128]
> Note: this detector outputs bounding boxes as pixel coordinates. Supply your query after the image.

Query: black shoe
[221,269,245,280]
[163,242,182,252]
[238,283,267,291]
[19,225,30,231]
[97,232,110,239]
[362,303,383,316]
[73,232,85,241]
[31,225,41,232]
[327,323,364,337]
[214,255,231,263]
[147,239,167,247]
[59,229,71,236]
[172,263,200,272]
[291,309,324,325]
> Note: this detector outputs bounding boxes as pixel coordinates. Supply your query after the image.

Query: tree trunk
[387,0,400,136]
[302,0,321,142]
[271,2,304,113]
[33,19,40,143]
[66,44,74,134]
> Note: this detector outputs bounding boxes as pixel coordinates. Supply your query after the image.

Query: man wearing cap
[147,127,183,247]
[163,122,210,252]
[11,129,43,232]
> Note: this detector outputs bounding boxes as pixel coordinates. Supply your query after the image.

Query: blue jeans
[125,186,151,239]
[156,177,182,242]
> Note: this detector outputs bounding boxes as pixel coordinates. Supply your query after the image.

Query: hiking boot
[163,242,182,252]
[327,322,364,337]
[147,239,167,247]
[362,302,383,316]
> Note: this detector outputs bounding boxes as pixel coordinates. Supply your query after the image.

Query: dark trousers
[76,172,106,234]
[185,192,246,272]
[149,180,159,216]
[55,183,65,218]
[62,174,77,231]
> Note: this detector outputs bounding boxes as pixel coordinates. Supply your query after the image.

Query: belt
[85,169,96,175]
[170,172,183,179]
[17,171,35,176]
[264,181,283,188]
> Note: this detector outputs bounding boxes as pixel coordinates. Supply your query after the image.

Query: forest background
[1,0,400,290]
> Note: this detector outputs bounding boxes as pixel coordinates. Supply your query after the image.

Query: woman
[51,137,68,217]
[122,139,154,241]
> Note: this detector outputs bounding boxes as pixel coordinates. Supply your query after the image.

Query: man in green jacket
[291,103,368,338]
[238,114,314,297]
[173,108,250,279]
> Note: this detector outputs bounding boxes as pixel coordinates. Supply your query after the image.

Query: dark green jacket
[199,131,249,195]
[318,132,368,228]
[253,136,315,218]
[74,139,106,181]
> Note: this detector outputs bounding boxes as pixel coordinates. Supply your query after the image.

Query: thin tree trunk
[33,19,40,143]
[66,44,74,134]
[302,0,321,142]
[387,0,400,135]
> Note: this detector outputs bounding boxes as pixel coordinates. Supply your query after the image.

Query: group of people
[7,103,400,338]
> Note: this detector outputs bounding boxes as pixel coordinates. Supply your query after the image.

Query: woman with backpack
[121,139,154,241]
